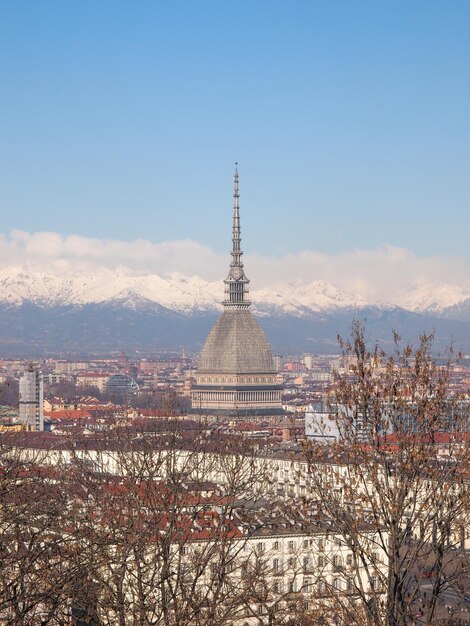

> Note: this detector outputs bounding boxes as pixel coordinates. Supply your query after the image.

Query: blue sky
[0,1,469,263]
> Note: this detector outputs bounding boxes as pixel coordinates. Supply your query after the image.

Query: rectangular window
[288,540,295,552]
[333,554,342,569]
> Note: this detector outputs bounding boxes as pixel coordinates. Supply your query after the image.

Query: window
[287,556,295,569]
[317,580,325,593]
[370,576,378,590]
[303,539,309,549]
[346,554,353,567]
[318,556,325,568]
[303,578,312,593]
[273,540,280,551]
[257,604,263,615]
[318,538,324,550]
[333,578,340,590]
[211,563,218,575]
[347,578,354,592]
[333,554,342,569]
[257,542,265,554]
[288,540,295,552]
[288,580,296,593]
[273,558,280,572]
[303,556,310,571]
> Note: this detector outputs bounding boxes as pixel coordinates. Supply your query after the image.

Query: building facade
[19,364,44,431]
[191,168,283,416]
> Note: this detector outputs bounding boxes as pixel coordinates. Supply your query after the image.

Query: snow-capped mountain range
[0,265,469,317]
[2,265,470,355]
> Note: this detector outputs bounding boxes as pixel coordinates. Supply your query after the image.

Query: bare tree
[63,416,275,626]
[0,439,86,625]
[304,323,470,626]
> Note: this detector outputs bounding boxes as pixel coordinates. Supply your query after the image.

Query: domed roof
[198,309,276,374]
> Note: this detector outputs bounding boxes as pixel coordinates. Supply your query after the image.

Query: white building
[305,407,340,443]
[19,365,44,431]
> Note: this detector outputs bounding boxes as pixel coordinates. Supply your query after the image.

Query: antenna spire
[223,165,250,308]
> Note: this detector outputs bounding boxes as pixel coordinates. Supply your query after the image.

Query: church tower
[191,167,283,416]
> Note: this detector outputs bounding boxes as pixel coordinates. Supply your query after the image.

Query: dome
[198,309,276,374]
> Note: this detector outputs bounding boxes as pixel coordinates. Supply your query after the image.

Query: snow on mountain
[0,266,222,312]
[251,280,368,316]
[396,283,470,314]
[0,266,469,317]
[0,266,77,306]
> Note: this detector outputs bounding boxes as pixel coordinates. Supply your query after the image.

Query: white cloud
[1,230,469,307]
[247,245,470,305]
[3,230,225,281]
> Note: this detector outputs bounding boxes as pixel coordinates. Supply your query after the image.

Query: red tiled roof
[44,409,92,419]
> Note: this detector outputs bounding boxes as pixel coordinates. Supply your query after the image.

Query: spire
[223,165,251,308]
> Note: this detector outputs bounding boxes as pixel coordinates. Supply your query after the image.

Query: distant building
[19,365,44,431]
[54,360,89,375]
[309,369,332,382]
[106,374,139,400]
[305,407,339,443]
[284,361,303,372]
[76,372,110,392]
[191,168,283,416]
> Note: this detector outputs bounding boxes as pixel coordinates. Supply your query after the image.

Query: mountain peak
[0,265,468,318]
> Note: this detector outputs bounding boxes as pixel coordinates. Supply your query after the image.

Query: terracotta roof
[44,410,92,419]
